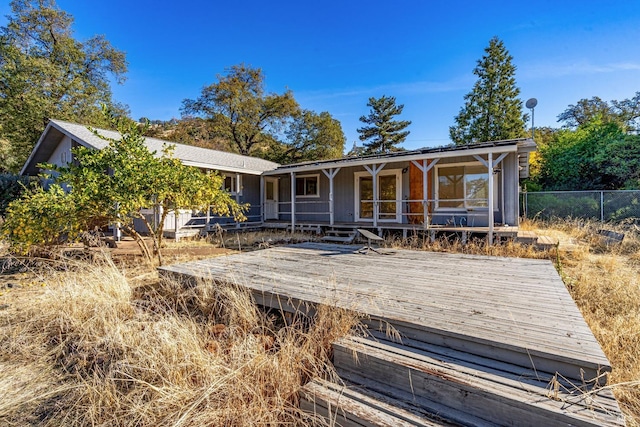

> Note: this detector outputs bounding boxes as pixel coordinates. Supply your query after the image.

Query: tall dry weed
[0,257,357,426]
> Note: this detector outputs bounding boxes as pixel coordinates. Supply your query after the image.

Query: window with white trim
[436,163,496,209]
[295,174,319,197]
[223,175,242,195]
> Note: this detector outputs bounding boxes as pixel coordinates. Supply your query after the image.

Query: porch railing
[273,197,491,227]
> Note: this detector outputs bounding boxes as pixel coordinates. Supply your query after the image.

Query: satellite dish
[526,98,538,109]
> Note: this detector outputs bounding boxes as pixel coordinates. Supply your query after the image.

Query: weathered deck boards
[159,242,610,383]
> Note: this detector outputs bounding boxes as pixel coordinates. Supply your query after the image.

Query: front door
[264,178,279,220]
[354,170,401,222]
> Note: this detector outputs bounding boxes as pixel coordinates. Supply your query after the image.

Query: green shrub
[1,184,84,255]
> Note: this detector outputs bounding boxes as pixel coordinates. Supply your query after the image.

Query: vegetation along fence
[521,190,640,223]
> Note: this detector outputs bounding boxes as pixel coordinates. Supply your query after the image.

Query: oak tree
[181,64,299,156]
[0,0,128,171]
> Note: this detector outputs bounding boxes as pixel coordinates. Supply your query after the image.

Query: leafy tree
[450,37,526,145]
[558,92,640,132]
[0,0,128,171]
[267,110,345,163]
[181,64,299,156]
[557,97,615,128]
[154,117,232,152]
[535,118,640,190]
[53,114,245,264]
[357,95,411,154]
[611,91,640,132]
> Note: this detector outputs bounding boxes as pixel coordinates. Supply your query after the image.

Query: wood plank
[301,379,457,426]
[333,336,624,427]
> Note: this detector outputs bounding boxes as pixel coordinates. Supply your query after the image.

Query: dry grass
[0,254,358,426]
[543,220,640,426]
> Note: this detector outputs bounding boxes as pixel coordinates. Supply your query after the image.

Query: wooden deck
[159,242,623,425]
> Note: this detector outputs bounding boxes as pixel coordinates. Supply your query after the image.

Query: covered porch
[260,139,536,243]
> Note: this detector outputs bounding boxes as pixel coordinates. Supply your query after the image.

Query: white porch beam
[260,175,265,223]
[364,163,385,227]
[488,152,494,245]
[492,152,509,168]
[235,173,241,229]
[262,145,518,176]
[205,203,210,231]
[290,172,296,233]
[474,152,508,169]
[322,167,341,226]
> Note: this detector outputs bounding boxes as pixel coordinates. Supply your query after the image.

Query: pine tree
[449,37,526,145]
[357,95,411,154]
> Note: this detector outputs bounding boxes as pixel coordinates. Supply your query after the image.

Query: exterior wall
[239,174,262,223]
[502,153,520,226]
[45,135,73,168]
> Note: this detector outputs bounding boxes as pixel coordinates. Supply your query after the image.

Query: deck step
[322,227,357,244]
[301,378,458,426]
[332,335,624,427]
[536,235,559,249]
[516,230,538,245]
[322,235,357,243]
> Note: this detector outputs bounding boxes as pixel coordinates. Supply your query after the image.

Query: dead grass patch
[0,255,358,426]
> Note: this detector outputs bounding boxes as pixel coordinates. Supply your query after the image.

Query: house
[22,120,536,242]
[21,119,279,237]
[260,138,536,242]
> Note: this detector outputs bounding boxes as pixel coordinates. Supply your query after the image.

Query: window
[295,174,319,197]
[224,174,242,195]
[436,163,493,209]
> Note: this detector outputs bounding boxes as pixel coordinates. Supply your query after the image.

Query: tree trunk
[137,212,164,266]
[120,223,153,265]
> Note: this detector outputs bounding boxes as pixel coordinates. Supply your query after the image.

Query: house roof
[263,138,537,175]
[21,119,280,176]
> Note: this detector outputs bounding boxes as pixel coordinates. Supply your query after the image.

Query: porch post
[174,208,179,242]
[290,172,296,233]
[363,164,385,228]
[322,168,341,226]
[488,152,494,244]
[235,173,241,229]
[423,159,428,228]
[411,159,438,229]
[205,203,210,232]
[260,175,265,223]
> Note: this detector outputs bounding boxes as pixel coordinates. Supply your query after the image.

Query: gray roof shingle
[26,119,279,175]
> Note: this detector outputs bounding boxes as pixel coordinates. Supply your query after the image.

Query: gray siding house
[21,120,279,236]
[260,139,536,242]
[22,120,535,242]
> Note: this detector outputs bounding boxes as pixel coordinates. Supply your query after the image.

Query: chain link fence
[521,190,640,223]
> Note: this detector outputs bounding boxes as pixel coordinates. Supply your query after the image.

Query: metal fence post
[600,191,604,222]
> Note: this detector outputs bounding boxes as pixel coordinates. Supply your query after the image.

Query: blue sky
[2,0,640,150]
